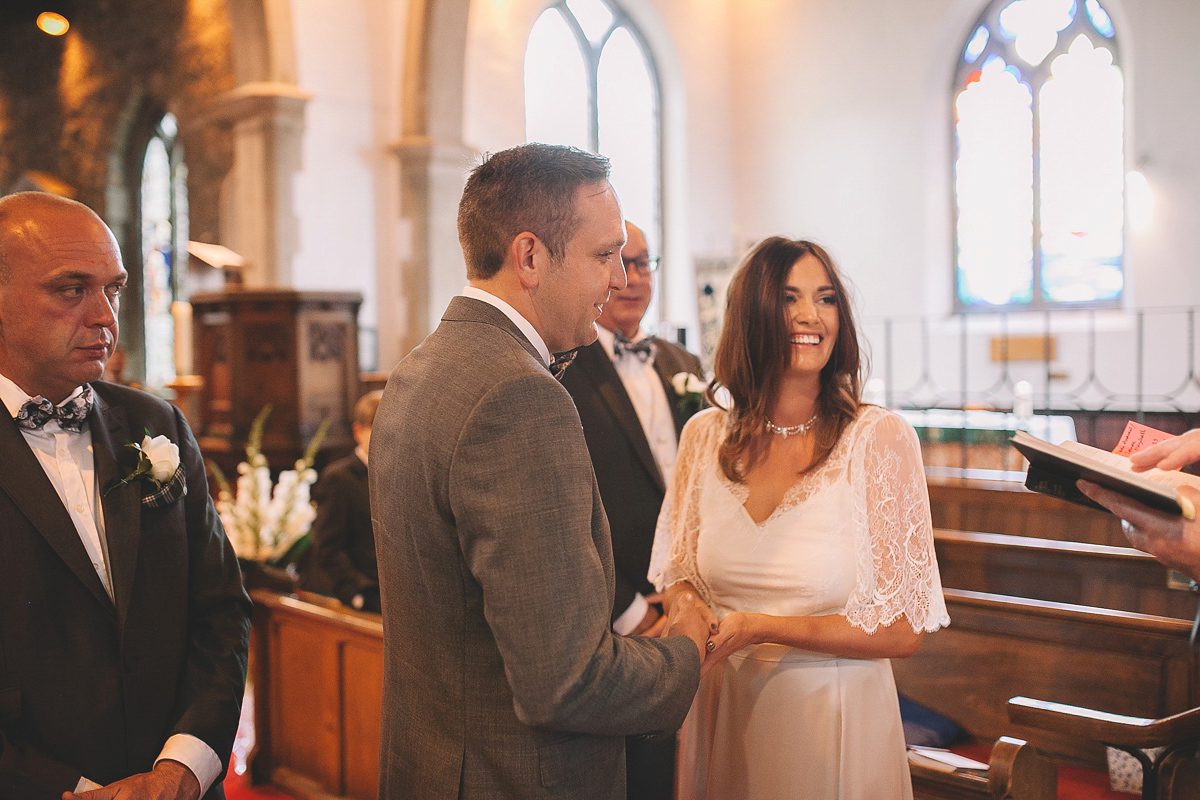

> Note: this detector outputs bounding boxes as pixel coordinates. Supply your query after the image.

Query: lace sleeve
[843,408,950,634]
[648,408,723,604]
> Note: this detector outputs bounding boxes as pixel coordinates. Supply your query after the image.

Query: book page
[1058,439,1200,491]
[907,746,989,772]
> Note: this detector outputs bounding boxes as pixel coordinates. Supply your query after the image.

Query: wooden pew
[1008,697,1200,799]
[928,474,1125,547]
[894,588,1200,771]
[250,589,382,800]
[934,528,1198,620]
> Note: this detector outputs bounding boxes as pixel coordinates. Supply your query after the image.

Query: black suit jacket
[560,338,704,622]
[309,453,377,607]
[0,381,251,800]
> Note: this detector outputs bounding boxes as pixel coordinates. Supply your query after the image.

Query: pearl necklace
[764,412,819,439]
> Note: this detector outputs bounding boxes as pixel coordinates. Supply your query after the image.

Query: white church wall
[288,0,392,370]
[277,0,1200,406]
[717,0,1200,412]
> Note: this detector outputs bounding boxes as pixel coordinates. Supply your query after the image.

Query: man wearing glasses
[560,221,706,800]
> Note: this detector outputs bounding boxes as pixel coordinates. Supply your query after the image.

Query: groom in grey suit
[370,144,710,800]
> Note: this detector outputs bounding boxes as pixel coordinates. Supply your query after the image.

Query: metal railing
[862,306,1200,418]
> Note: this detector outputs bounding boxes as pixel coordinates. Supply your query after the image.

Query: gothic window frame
[524,0,666,321]
[952,0,1124,312]
[118,106,188,388]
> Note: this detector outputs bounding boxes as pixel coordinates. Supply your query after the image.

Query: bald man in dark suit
[0,192,250,800]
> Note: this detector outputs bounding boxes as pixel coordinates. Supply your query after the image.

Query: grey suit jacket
[370,297,701,800]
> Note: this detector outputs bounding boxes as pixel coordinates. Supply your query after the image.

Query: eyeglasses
[622,256,660,275]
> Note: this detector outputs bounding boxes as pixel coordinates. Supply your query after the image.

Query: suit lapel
[578,343,666,494]
[89,392,141,631]
[0,409,115,615]
[651,340,692,436]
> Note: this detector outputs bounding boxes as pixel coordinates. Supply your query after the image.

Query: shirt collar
[461,285,552,367]
[0,372,86,419]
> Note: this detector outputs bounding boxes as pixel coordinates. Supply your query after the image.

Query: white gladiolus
[222,460,318,564]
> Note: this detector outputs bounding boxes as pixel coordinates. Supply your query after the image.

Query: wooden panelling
[894,589,1199,770]
[934,529,1198,620]
[250,590,383,800]
[928,477,1126,546]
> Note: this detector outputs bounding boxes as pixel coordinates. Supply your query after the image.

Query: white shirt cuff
[156,733,224,796]
[75,776,104,792]
[613,593,651,635]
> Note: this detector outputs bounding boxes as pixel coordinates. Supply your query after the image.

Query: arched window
[954,0,1123,310]
[125,112,188,389]
[524,0,662,314]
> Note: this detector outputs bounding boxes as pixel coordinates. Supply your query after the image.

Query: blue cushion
[899,693,965,748]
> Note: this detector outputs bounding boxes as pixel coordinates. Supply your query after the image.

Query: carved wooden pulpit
[191,289,363,475]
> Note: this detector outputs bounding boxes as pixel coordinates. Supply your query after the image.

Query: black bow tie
[612,332,654,362]
[16,386,94,433]
[550,348,580,380]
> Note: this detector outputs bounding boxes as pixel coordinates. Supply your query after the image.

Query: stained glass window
[954,0,1123,309]
[524,1,661,279]
[136,114,187,389]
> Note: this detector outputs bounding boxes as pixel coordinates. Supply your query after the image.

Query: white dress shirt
[461,286,552,366]
[594,326,680,634]
[0,372,220,795]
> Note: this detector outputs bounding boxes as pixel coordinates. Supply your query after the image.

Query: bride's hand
[701,612,762,675]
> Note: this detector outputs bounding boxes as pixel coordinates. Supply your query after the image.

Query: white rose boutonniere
[141,434,181,482]
[671,372,709,416]
[107,432,182,497]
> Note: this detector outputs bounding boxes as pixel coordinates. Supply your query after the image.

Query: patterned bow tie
[16,386,94,433]
[612,331,654,362]
[549,348,580,380]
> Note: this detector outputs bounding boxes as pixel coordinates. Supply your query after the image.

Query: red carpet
[222,686,295,800]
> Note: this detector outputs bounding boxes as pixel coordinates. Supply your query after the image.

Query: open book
[906,746,989,774]
[1011,431,1198,519]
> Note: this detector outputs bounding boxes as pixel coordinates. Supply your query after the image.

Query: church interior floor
[225,684,296,800]
[225,683,1128,799]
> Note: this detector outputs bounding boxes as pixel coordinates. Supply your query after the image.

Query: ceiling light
[37,11,69,36]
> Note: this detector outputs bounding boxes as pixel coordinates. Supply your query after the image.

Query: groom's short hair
[458,143,611,280]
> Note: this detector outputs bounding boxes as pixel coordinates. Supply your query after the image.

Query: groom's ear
[511,231,546,291]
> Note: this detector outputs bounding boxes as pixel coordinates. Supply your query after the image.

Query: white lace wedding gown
[650,405,950,800]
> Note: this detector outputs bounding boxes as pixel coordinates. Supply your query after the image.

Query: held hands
[700,612,762,673]
[661,587,718,664]
[63,760,201,800]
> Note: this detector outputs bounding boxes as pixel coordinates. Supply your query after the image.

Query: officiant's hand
[1130,428,1200,472]
[1079,479,1200,582]
[63,760,201,800]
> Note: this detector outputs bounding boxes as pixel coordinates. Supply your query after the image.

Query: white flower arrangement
[210,406,329,566]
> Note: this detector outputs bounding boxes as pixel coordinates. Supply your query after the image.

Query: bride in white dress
[650,238,949,799]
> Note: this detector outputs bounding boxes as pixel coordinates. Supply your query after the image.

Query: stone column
[200,81,310,287]
[390,135,476,358]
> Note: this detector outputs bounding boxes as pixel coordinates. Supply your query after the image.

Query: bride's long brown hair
[707,237,864,482]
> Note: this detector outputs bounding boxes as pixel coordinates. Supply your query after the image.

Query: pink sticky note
[1113,421,1174,457]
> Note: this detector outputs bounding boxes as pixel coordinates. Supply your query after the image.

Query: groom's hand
[664,591,717,662]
